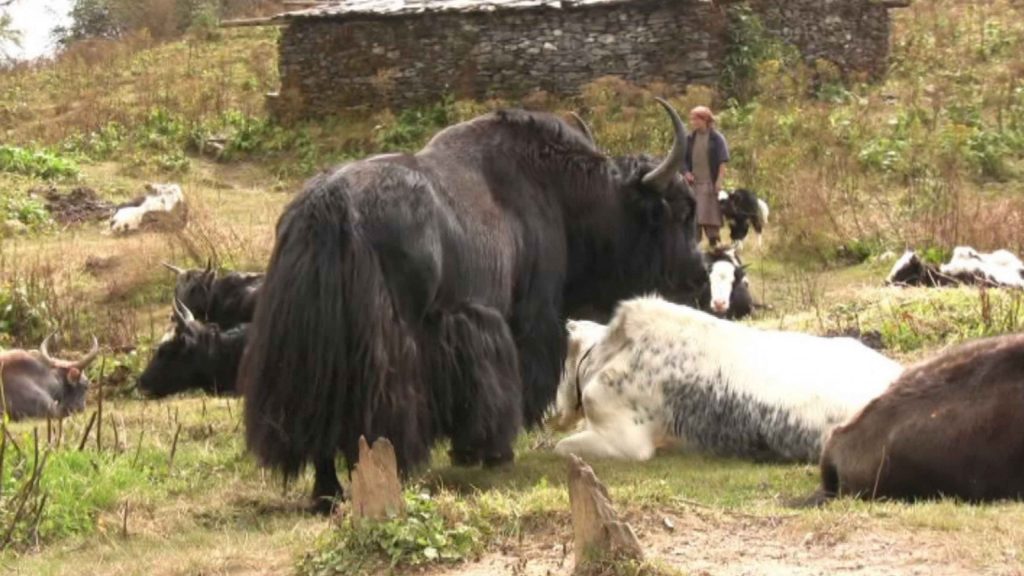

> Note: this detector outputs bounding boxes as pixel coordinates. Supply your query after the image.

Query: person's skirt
[695,181,722,227]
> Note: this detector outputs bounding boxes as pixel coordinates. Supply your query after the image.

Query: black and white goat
[887,247,1024,288]
[719,188,769,248]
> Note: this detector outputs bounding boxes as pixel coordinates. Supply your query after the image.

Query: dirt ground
[438,510,1018,576]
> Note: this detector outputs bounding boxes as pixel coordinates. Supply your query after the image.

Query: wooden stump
[567,454,643,569]
[350,436,406,522]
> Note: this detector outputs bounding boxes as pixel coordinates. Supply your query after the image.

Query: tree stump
[350,436,406,522]
[567,454,643,569]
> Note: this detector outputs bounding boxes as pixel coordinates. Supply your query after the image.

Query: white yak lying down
[551,296,904,463]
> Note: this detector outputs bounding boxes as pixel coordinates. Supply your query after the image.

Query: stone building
[261,0,909,120]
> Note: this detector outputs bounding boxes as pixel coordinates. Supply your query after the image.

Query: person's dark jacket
[684,129,730,184]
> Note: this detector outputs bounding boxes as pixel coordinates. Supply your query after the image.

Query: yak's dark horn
[39,332,58,367]
[161,262,185,275]
[39,333,99,369]
[173,298,196,324]
[641,97,688,192]
[75,336,101,369]
[569,112,596,145]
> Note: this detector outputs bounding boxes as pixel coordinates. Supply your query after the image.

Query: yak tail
[239,177,431,480]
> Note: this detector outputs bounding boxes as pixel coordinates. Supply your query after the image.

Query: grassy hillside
[0,0,1023,574]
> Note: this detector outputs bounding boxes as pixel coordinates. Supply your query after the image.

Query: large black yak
[138,299,246,398]
[239,99,709,513]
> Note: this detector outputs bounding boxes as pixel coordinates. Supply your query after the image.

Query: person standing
[683,106,730,247]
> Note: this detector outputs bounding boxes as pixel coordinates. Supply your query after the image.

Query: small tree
[0,11,22,62]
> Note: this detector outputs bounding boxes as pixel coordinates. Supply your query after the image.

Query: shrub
[372,96,455,151]
[0,147,79,180]
[0,193,54,232]
[0,276,57,348]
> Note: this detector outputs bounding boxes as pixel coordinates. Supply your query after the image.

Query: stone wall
[741,0,896,79]
[269,0,900,120]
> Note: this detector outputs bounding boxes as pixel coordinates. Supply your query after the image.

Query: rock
[567,454,643,570]
[350,436,406,522]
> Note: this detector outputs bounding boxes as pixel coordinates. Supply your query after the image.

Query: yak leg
[433,302,523,469]
[509,298,566,429]
[310,458,343,515]
[554,422,657,461]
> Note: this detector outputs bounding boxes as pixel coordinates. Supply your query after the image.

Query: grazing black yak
[138,299,246,398]
[239,99,709,513]
[161,259,262,329]
[1,334,100,421]
[806,333,1024,504]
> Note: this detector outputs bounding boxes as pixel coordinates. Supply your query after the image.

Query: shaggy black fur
[239,104,708,512]
[169,260,263,329]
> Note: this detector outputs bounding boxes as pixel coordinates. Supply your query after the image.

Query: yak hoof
[483,450,515,469]
[785,489,833,509]
[448,449,482,468]
[310,491,344,516]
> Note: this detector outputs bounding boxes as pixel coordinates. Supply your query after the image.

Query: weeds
[0,194,53,234]
[0,275,57,347]
[298,490,486,576]
[879,287,1024,353]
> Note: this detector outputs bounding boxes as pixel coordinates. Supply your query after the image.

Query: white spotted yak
[550,295,905,463]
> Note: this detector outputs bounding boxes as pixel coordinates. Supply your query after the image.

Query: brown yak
[806,332,1024,504]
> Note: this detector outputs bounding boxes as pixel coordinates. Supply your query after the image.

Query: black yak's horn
[173,298,196,324]
[642,97,688,193]
[568,112,596,145]
[161,262,185,275]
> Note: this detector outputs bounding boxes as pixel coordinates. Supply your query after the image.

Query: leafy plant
[720,3,799,102]
[0,147,79,180]
[372,96,455,151]
[298,491,485,576]
[0,194,54,233]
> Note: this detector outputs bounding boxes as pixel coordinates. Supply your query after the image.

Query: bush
[0,276,57,348]
[0,147,80,180]
[0,193,54,232]
[372,96,456,151]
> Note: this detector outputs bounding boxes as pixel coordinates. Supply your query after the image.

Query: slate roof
[274,0,646,21]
